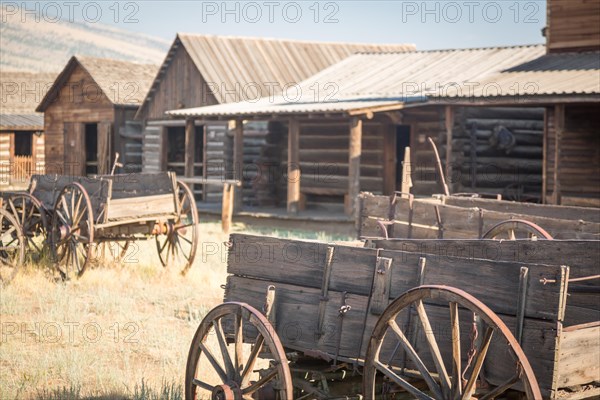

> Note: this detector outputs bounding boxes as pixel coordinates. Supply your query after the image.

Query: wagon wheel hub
[212,382,241,400]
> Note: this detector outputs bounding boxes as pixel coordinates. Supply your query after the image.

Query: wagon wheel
[50,183,95,279]
[482,219,553,240]
[5,193,49,260]
[363,285,541,400]
[0,209,25,284]
[185,302,293,400]
[155,180,198,275]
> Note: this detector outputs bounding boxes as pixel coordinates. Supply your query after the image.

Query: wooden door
[63,122,85,176]
[98,121,112,175]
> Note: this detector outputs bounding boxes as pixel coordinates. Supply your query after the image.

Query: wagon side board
[371,239,600,325]
[358,193,600,240]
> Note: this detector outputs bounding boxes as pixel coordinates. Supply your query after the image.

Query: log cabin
[135,34,415,205]
[166,44,554,216]
[0,71,56,188]
[166,0,600,215]
[36,56,158,176]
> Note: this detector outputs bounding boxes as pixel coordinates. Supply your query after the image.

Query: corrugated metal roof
[137,34,415,117]
[37,56,159,111]
[440,50,600,98]
[0,71,57,114]
[0,114,44,130]
[167,44,547,118]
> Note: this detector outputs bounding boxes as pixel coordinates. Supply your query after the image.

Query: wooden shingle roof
[0,70,57,129]
[36,56,159,111]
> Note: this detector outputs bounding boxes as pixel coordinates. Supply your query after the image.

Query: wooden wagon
[185,233,599,399]
[357,192,600,241]
[1,172,198,280]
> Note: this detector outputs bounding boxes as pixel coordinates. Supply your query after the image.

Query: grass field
[0,221,352,400]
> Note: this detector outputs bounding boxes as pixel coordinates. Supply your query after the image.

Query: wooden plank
[442,195,600,223]
[105,193,175,220]
[224,275,370,361]
[228,234,568,321]
[233,119,243,212]
[558,322,600,388]
[347,117,363,216]
[287,118,300,214]
[102,172,175,199]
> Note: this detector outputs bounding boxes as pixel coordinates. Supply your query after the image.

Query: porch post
[444,106,454,191]
[287,118,300,214]
[233,119,244,212]
[347,116,362,216]
[184,118,196,194]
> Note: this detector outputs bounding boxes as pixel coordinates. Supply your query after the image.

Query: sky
[20,0,547,50]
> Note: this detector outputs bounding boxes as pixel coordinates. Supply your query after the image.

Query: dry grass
[0,221,352,400]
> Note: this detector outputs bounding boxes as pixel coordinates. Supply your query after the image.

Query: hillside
[0,5,169,73]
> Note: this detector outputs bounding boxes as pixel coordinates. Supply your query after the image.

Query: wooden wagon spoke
[415,300,452,395]
[213,319,236,380]
[374,360,435,400]
[60,196,71,220]
[241,334,265,387]
[198,341,229,382]
[178,234,194,246]
[462,326,494,400]
[241,369,278,395]
[191,378,214,392]
[388,320,443,398]
[55,209,69,226]
[450,301,462,398]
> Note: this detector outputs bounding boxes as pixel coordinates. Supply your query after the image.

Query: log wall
[545,104,600,207]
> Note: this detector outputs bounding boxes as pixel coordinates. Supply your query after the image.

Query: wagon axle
[151,221,188,236]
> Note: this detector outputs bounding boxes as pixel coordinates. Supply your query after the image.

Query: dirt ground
[0,221,351,400]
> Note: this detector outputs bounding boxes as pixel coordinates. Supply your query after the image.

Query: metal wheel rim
[185,302,293,400]
[482,219,553,240]
[0,209,25,284]
[155,180,199,275]
[51,182,95,279]
[363,285,541,400]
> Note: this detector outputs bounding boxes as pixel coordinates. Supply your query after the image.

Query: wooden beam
[542,107,548,204]
[222,183,234,233]
[184,118,195,194]
[233,119,244,212]
[287,118,300,214]
[444,106,453,187]
[347,117,363,216]
[382,122,396,195]
[552,105,564,205]
[159,125,167,171]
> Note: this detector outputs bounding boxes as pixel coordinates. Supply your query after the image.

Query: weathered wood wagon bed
[358,192,600,240]
[1,172,198,280]
[185,234,600,399]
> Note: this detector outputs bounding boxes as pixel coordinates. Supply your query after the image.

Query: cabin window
[85,123,98,174]
[14,132,33,156]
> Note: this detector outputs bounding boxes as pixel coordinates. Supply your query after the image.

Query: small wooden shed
[36,56,157,175]
[135,34,414,203]
[0,71,56,188]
